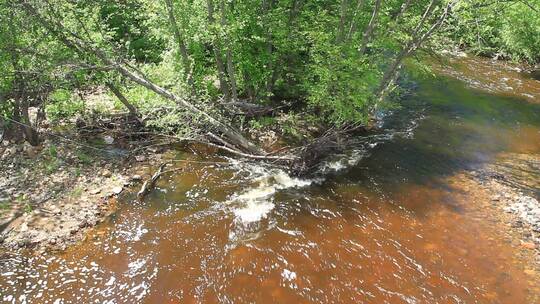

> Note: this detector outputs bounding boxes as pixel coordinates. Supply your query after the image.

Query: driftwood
[289,125,369,176]
[137,163,167,201]
[290,132,343,176]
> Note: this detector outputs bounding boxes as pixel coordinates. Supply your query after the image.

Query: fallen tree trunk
[21,2,262,155]
[104,82,140,119]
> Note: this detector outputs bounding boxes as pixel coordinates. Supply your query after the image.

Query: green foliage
[2,0,500,138]
[75,150,93,165]
[44,159,60,174]
[45,89,85,121]
[48,144,58,158]
[23,202,33,213]
[70,186,84,197]
[0,99,14,120]
[448,1,540,63]
[74,167,82,177]
[45,144,61,173]
[249,116,277,130]
[97,0,165,63]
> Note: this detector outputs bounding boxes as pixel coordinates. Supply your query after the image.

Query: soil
[0,134,163,253]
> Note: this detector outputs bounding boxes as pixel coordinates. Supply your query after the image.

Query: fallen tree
[12,0,465,175]
[21,1,262,156]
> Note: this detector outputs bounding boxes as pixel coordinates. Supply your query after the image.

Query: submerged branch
[137,163,168,201]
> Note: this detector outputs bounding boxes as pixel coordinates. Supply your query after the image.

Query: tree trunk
[358,0,382,55]
[393,0,412,22]
[18,98,39,146]
[164,0,197,97]
[220,0,238,101]
[267,0,304,98]
[242,70,256,102]
[373,1,456,103]
[263,0,276,98]
[336,0,348,43]
[345,0,365,41]
[105,82,140,117]
[6,3,38,145]
[111,61,259,153]
[207,0,231,102]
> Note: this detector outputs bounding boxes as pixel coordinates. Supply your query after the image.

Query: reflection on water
[1,57,540,303]
[433,53,540,103]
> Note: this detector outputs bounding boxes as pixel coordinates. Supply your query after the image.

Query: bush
[45,89,84,121]
[448,1,540,63]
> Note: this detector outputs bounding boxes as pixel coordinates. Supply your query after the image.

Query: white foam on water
[281,269,297,281]
[228,167,314,223]
[320,150,365,174]
[233,200,275,223]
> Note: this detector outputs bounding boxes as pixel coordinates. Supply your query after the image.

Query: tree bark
[18,97,39,146]
[262,0,276,98]
[358,0,382,55]
[267,0,304,97]
[242,70,256,102]
[105,82,140,117]
[7,5,39,145]
[345,0,365,41]
[336,0,348,43]
[393,0,412,22]
[373,1,456,103]
[220,0,238,101]
[207,0,231,102]
[164,0,197,96]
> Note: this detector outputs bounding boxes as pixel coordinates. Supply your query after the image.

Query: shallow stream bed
[1,56,540,303]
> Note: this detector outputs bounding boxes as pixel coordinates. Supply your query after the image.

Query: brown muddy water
[1,56,540,303]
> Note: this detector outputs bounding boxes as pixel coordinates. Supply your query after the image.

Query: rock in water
[112,186,123,195]
[101,170,112,178]
[103,135,115,145]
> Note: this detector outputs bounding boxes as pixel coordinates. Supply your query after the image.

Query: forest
[1,0,538,167]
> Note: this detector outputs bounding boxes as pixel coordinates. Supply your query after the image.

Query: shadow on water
[340,75,540,193]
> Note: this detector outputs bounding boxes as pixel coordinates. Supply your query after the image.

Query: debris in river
[137,163,168,201]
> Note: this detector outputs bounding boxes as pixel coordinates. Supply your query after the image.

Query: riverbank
[0,134,166,252]
[433,168,540,299]
[472,156,540,274]
[433,51,540,103]
[1,126,539,277]
[1,55,539,261]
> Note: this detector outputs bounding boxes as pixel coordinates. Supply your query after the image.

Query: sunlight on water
[1,57,539,303]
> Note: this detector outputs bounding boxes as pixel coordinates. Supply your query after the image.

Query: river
[1,55,540,303]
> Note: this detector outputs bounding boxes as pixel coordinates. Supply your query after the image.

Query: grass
[0,200,9,211]
[10,195,32,213]
[48,144,58,158]
[23,203,33,213]
[70,186,84,197]
[44,159,60,174]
